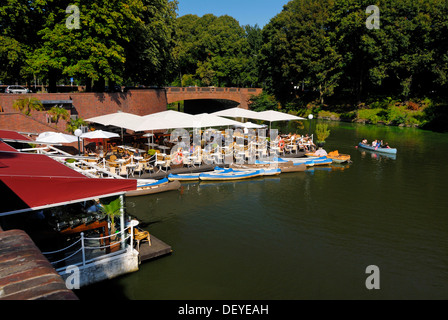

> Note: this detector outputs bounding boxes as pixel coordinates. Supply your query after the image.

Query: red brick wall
[0,89,168,133]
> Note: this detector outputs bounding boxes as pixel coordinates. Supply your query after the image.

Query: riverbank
[293,97,448,132]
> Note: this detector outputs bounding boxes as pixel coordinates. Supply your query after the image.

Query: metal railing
[42,223,136,271]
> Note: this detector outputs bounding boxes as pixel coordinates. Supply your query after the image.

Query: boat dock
[137,235,172,263]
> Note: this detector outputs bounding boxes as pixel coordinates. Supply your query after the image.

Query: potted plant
[315,123,330,147]
[100,197,123,252]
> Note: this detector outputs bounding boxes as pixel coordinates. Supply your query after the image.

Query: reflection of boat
[199,169,264,181]
[358,143,397,154]
[126,178,181,197]
[358,147,397,160]
[327,151,351,164]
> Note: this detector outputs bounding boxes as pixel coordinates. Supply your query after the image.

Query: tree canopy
[170,14,262,88]
[2,0,447,114]
[259,0,448,106]
[0,0,178,91]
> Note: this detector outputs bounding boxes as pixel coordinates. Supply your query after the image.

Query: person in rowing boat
[314,146,327,156]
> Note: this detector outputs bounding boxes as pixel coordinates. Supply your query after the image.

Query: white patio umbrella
[86,112,143,132]
[191,113,244,128]
[212,107,268,121]
[80,130,120,156]
[80,130,120,139]
[233,121,265,129]
[257,110,306,122]
[134,110,196,132]
[35,132,78,144]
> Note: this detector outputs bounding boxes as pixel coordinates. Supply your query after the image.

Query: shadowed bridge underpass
[165,87,263,114]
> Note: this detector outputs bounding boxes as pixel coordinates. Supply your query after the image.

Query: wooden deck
[137,152,306,180]
[136,234,172,263]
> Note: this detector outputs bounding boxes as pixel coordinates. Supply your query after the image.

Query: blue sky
[176,0,291,27]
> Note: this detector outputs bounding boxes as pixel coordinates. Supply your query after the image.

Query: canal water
[77,121,448,300]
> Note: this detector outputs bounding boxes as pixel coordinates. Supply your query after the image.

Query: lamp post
[74,129,82,156]
[308,114,314,141]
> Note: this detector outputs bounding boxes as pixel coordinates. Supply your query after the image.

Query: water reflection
[78,122,448,300]
[357,148,397,161]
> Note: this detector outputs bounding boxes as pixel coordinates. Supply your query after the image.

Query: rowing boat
[280,163,306,172]
[358,143,397,154]
[168,173,201,181]
[326,151,351,164]
[126,178,181,197]
[199,169,264,181]
[310,157,333,166]
[254,159,295,168]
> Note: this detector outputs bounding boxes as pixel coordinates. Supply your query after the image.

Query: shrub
[315,123,330,143]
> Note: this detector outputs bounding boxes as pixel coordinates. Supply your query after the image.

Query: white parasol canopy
[257,110,306,121]
[80,130,120,139]
[134,110,196,132]
[233,121,265,129]
[212,107,268,121]
[35,132,79,144]
[86,112,143,131]
[190,113,244,128]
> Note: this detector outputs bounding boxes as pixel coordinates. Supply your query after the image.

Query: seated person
[314,147,328,156]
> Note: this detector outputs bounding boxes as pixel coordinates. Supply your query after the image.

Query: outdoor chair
[133,227,151,250]
[154,153,171,173]
[133,162,145,177]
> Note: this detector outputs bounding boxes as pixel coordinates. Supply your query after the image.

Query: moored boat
[310,157,332,166]
[126,178,181,197]
[326,151,351,164]
[168,173,201,181]
[199,169,264,181]
[358,143,397,154]
[280,163,307,172]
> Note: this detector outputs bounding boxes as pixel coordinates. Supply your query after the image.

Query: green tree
[1,0,177,90]
[66,118,88,134]
[172,14,257,87]
[260,0,343,105]
[48,106,70,125]
[249,92,279,112]
[13,97,43,116]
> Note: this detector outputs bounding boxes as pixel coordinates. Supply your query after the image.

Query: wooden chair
[133,227,151,250]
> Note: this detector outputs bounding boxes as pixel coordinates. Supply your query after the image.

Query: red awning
[0,130,32,152]
[0,130,32,142]
[0,151,137,216]
[0,141,17,152]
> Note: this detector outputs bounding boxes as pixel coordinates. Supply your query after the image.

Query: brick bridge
[0,87,262,133]
[166,87,262,110]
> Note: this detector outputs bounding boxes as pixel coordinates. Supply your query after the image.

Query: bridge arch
[165,87,262,112]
